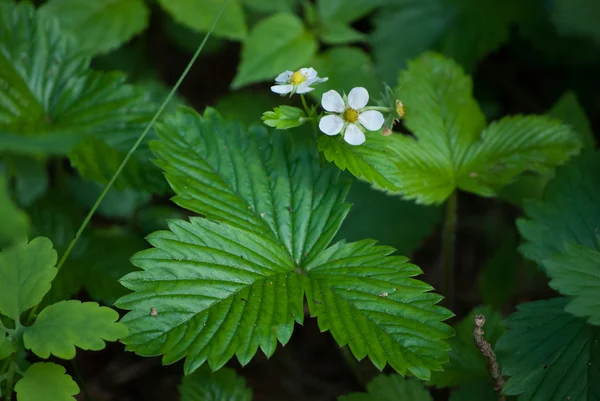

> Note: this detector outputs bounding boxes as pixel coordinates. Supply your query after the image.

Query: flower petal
[300,67,317,79]
[344,123,366,145]
[296,82,315,94]
[271,84,294,94]
[321,90,345,113]
[319,115,344,136]
[275,71,293,83]
[358,110,384,131]
[348,87,369,110]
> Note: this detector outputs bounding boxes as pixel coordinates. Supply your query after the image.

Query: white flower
[271,67,328,96]
[318,87,384,146]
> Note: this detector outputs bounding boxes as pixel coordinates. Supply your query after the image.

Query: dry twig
[473,314,505,401]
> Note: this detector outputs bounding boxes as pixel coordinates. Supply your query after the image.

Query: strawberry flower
[271,67,328,96]
[318,87,384,145]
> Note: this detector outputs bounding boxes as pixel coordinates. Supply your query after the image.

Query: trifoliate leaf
[544,243,600,326]
[339,374,432,401]
[158,0,246,41]
[262,105,307,129]
[548,91,595,148]
[517,151,600,271]
[318,22,367,45]
[0,237,57,322]
[386,52,580,204]
[336,179,442,255]
[0,176,29,248]
[231,13,317,88]
[14,362,79,401]
[429,306,504,387]
[316,0,385,24]
[371,0,525,82]
[310,47,379,100]
[116,107,453,377]
[496,297,600,400]
[318,132,402,192]
[179,366,252,401]
[38,0,149,55]
[116,107,349,372]
[24,300,127,359]
[306,240,453,380]
[0,2,164,192]
[550,0,600,43]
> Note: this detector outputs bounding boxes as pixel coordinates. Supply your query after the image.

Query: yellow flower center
[343,108,359,123]
[290,70,305,85]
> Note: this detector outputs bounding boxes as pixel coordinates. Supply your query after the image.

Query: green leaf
[14,362,79,401]
[262,105,307,129]
[0,237,57,322]
[386,52,580,204]
[316,0,385,23]
[338,374,433,401]
[0,332,12,359]
[318,132,402,192]
[179,366,252,401]
[517,151,600,271]
[371,0,525,82]
[116,107,349,372]
[38,0,149,55]
[244,0,298,13]
[336,179,442,256]
[429,306,503,387]
[12,157,48,207]
[116,107,452,377]
[544,243,600,326]
[231,13,317,88]
[496,297,600,400]
[158,0,246,41]
[310,47,379,100]
[0,2,163,192]
[318,21,367,45]
[548,91,595,148]
[0,176,29,248]
[550,0,600,43]
[306,240,453,380]
[24,300,127,359]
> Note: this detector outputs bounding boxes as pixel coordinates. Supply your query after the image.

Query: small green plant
[2,0,600,400]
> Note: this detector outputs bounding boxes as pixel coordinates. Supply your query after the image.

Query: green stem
[26,0,231,325]
[300,94,311,115]
[301,94,319,141]
[442,190,458,309]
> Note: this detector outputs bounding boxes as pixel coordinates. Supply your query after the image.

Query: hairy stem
[473,314,505,401]
[26,0,231,325]
[301,94,319,141]
[442,190,458,308]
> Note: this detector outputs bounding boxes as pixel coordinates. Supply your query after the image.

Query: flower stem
[363,106,393,113]
[442,190,458,309]
[300,94,311,115]
[300,94,319,142]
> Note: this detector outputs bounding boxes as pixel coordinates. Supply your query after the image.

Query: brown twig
[473,314,505,401]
